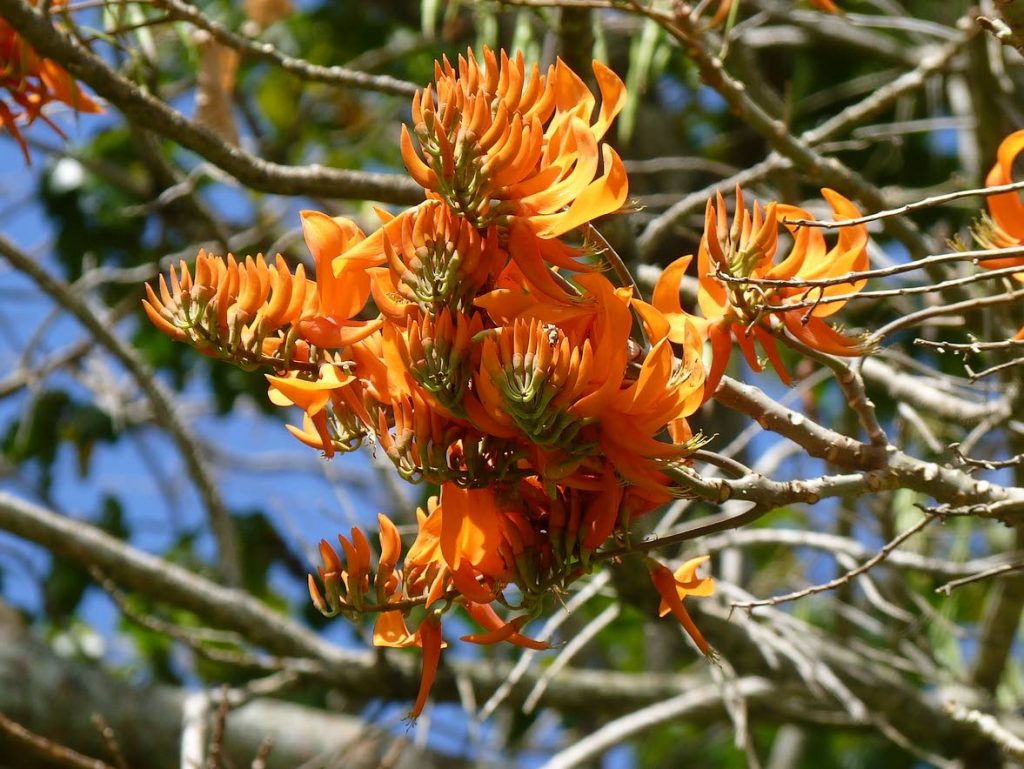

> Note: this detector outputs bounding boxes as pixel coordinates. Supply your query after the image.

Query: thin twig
[715,246,1024,291]
[0,711,117,769]
[731,515,936,610]
[784,178,1024,229]
[0,0,423,203]
[945,701,1024,761]
[151,0,417,96]
[936,562,1024,595]
[868,286,1024,344]
[90,716,129,769]
[950,443,1024,471]
[966,355,1024,381]
[0,233,243,587]
[917,337,1024,353]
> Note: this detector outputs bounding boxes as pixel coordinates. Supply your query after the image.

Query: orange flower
[980,130,1024,271]
[461,602,548,650]
[403,500,449,602]
[477,272,705,488]
[0,0,103,162]
[410,615,443,719]
[476,317,602,455]
[977,130,1024,339]
[265,356,360,457]
[148,47,721,709]
[370,202,504,314]
[143,211,382,367]
[293,210,383,348]
[437,484,520,584]
[143,251,312,361]
[597,336,705,492]
[401,48,627,235]
[649,556,715,656]
[339,203,600,308]
[654,187,868,393]
[385,308,482,415]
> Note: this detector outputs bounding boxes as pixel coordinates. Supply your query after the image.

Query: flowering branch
[0,0,424,202]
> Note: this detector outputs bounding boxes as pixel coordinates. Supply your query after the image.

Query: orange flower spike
[406,47,626,241]
[308,539,347,616]
[409,615,444,720]
[648,558,714,657]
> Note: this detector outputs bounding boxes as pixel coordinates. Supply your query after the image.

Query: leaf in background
[421,0,442,39]
[510,10,538,63]
[45,497,126,623]
[244,0,292,28]
[473,4,498,53]
[193,31,240,146]
[125,3,158,62]
[620,17,665,144]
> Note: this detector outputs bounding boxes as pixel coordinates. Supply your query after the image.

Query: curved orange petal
[987,130,1024,242]
[409,617,443,719]
[528,144,628,238]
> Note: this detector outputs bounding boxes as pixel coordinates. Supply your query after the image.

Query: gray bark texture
[0,621,453,769]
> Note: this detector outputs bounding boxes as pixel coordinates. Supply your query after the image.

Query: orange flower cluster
[1,0,103,162]
[977,129,1024,341]
[652,187,870,394]
[146,49,716,718]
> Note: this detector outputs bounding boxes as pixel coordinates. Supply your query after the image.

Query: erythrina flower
[654,187,869,394]
[978,130,1024,273]
[0,0,103,162]
[147,49,720,722]
[437,484,519,584]
[143,212,382,368]
[649,556,715,656]
[374,202,503,314]
[400,47,628,236]
[976,130,1024,340]
[598,337,706,493]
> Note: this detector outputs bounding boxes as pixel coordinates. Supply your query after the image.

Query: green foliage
[2,389,117,493]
